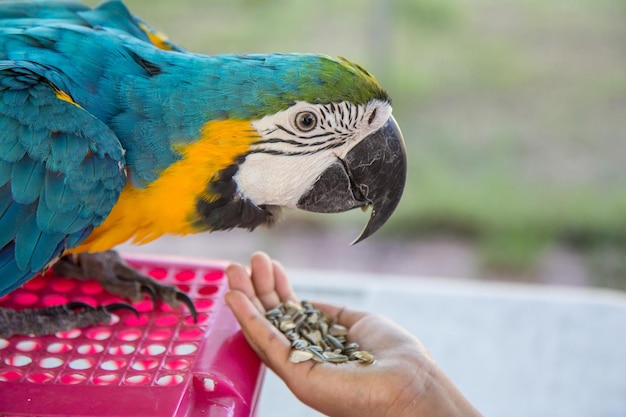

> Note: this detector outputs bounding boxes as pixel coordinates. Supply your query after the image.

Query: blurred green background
[95,0,626,289]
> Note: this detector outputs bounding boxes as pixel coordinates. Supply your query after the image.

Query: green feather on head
[292,55,389,106]
[226,53,390,120]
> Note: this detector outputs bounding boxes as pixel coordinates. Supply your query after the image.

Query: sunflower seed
[279,320,296,332]
[290,350,314,363]
[350,350,375,364]
[323,351,350,363]
[265,300,374,365]
[329,324,348,337]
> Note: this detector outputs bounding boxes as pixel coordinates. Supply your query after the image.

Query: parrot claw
[140,283,158,308]
[65,301,95,311]
[52,250,197,320]
[103,302,140,317]
[175,292,198,323]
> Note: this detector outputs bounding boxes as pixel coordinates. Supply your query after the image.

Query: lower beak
[296,115,407,244]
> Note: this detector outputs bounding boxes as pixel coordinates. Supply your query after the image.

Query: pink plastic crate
[0,254,264,417]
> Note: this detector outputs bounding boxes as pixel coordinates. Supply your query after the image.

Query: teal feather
[0,60,125,295]
[0,160,11,186]
[0,197,29,249]
[10,155,44,204]
[15,216,65,271]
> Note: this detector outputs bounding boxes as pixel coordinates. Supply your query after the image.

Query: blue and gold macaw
[0,0,406,336]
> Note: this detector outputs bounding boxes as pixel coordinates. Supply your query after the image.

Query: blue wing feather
[0,62,126,296]
[0,160,11,185]
[0,197,27,249]
[11,155,45,204]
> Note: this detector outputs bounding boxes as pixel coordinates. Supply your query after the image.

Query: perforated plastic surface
[0,254,264,417]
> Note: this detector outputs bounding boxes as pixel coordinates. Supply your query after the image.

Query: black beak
[296,115,407,244]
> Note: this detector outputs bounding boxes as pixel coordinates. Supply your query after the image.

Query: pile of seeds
[265,300,374,365]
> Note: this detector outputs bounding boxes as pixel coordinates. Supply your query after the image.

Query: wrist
[404,362,482,417]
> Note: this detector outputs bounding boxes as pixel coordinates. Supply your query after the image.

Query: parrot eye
[294,111,317,132]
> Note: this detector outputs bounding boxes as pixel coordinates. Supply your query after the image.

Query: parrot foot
[52,250,197,322]
[0,302,138,338]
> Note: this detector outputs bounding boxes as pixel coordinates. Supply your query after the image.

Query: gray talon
[140,284,158,307]
[65,301,95,311]
[175,292,198,323]
[104,303,140,317]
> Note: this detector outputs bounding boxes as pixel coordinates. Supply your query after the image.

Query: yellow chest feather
[71,119,259,253]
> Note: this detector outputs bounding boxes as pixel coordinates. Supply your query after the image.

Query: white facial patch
[234,99,392,208]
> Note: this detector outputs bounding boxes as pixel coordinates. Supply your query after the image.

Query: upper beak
[296,115,407,244]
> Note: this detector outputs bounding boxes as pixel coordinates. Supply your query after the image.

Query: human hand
[225,252,481,417]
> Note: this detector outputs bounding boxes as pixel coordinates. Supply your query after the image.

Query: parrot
[0,0,406,337]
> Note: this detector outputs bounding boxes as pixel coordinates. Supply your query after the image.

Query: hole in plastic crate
[198,285,218,296]
[0,369,22,381]
[109,314,122,325]
[108,344,135,355]
[176,284,190,293]
[60,373,87,385]
[148,268,167,280]
[159,303,175,314]
[172,343,197,355]
[177,328,203,340]
[154,315,178,327]
[77,343,104,355]
[39,357,64,369]
[72,296,98,307]
[86,328,112,341]
[80,281,103,295]
[92,373,120,385]
[5,354,32,367]
[195,299,214,311]
[47,342,73,354]
[140,344,166,356]
[22,276,46,291]
[42,294,68,306]
[164,358,190,371]
[50,278,75,293]
[117,329,142,342]
[174,270,195,282]
[147,329,172,340]
[131,358,159,371]
[133,299,154,313]
[101,359,126,371]
[16,340,41,352]
[156,374,184,386]
[124,315,149,326]
[185,313,208,326]
[0,339,9,349]
[26,372,54,383]
[56,329,81,339]
[203,270,224,281]
[13,291,38,306]
[69,358,95,370]
[124,374,151,386]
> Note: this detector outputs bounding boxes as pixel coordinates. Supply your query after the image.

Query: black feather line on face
[194,158,279,231]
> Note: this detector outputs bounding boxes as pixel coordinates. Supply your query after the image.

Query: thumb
[225,289,301,377]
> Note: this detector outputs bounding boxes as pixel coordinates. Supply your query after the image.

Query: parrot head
[193,54,406,244]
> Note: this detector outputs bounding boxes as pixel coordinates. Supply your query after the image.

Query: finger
[312,301,369,328]
[271,260,299,303]
[250,252,282,309]
[225,263,265,312]
[225,289,299,375]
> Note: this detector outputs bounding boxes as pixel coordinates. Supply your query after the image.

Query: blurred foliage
[90,0,625,283]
